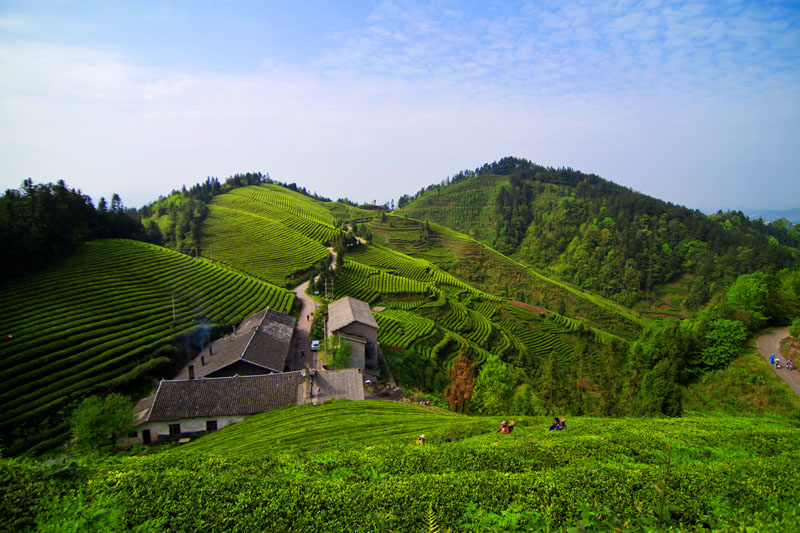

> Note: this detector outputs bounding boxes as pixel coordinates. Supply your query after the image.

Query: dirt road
[290,281,318,370]
[288,249,336,371]
[756,328,800,397]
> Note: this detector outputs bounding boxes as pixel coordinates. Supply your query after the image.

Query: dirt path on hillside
[289,250,337,371]
[756,328,800,397]
[289,281,317,370]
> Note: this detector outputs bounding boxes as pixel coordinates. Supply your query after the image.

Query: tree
[331,341,352,369]
[726,271,770,330]
[699,319,747,369]
[633,360,682,417]
[71,394,134,453]
[470,355,517,415]
[789,317,800,339]
[444,346,474,414]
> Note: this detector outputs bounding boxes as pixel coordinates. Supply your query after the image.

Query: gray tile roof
[240,308,295,372]
[327,296,379,333]
[146,371,307,422]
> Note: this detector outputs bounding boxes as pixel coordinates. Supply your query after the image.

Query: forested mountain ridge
[398,157,800,309]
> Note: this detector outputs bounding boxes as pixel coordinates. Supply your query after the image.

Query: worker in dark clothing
[548,417,566,431]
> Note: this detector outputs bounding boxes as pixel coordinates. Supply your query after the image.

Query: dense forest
[0,179,148,281]
[400,156,800,308]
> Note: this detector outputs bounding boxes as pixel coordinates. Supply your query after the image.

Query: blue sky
[1,0,798,211]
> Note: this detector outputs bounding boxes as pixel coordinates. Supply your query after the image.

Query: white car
[310,340,320,351]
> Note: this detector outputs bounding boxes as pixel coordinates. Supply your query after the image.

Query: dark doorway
[206,420,218,432]
[142,429,151,444]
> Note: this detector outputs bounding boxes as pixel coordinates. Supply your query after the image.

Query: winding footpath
[756,328,800,397]
[288,249,337,371]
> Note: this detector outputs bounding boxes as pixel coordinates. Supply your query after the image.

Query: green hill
[0,239,293,455]
[5,401,799,531]
[399,157,800,312]
[363,213,643,338]
[200,183,379,287]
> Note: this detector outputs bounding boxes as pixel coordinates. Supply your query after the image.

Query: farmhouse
[325,296,380,373]
[177,307,295,380]
[132,368,363,444]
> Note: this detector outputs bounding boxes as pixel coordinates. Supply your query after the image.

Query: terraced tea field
[0,239,293,454]
[202,204,330,286]
[367,213,644,340]
[200,185,345,285]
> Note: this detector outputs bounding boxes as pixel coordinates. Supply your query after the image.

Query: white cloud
[1,1,798,211]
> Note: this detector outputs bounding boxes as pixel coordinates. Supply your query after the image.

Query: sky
[1,1,798,212]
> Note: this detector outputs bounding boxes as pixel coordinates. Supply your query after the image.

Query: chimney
[188,365,195,380]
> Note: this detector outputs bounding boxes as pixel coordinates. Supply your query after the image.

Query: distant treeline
[0,179,148,281]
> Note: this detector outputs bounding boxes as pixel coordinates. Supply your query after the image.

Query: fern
[426,502,440,533]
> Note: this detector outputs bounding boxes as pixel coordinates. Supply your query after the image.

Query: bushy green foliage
[699,319,748,369]
[70,394,134,454]
[790,317,800,338]
[725,271,770,330]
[330,342,352,370]
[3,401,800,532]
[634,359,683,417]
[471,355,518,415]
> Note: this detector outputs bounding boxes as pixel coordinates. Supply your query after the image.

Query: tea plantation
[201,184,350,286]
[4,401,798,531]
[0,239,293,455]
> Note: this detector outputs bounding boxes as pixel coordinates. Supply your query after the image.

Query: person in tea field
[548,417,566,431]
[496,421,512,434]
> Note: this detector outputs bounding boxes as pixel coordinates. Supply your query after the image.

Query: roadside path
[290,281,317,370]
[289,249,337,371]
[756,328,800,397]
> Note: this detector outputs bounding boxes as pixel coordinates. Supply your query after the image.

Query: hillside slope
[5,401,799,531]
[399,157,800,310]
[191,185,637,409]
[0,239,294,455]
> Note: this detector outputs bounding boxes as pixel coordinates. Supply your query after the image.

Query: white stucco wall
[134,415,245,443]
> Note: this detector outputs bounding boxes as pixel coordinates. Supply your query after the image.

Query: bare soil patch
[507,300,550,317]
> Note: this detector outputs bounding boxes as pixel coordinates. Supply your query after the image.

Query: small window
[168,423,181,435]
[206,420,218,432]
